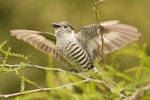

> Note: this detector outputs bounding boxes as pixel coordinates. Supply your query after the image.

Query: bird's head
[52,21,74,36]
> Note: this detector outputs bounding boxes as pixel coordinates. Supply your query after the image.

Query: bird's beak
[51,23,60,28]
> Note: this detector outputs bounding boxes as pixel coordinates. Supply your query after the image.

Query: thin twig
[0,64,110,88]
[92,0,104,63]
[123,84,150,100]
[0,79,89,98]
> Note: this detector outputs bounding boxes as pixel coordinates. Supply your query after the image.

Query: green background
[0,0,149,97]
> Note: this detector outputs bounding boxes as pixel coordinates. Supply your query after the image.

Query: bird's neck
[56,30,75,40]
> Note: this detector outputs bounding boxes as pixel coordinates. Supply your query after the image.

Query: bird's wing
[10,29,72,69]
[10,29,56,54]
[77,20,140,60]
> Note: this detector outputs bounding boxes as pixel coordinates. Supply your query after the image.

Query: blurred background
[0,0,149,96]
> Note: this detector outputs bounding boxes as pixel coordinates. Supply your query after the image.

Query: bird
[10,20,140,72]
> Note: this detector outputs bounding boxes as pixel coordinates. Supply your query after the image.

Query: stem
[92,0,104,63]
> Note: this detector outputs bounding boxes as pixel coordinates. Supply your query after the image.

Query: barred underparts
[10,20,140,72]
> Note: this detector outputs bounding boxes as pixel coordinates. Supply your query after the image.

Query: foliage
[0,40,150,100]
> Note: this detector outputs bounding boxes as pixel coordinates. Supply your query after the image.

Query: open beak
[51,23,60,28]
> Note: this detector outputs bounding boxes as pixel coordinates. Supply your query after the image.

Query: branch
[1,64,111,87]
[123,84,150,100]
[0,64,126,98]
[1,64,105,84]
[0,79,89,98]
[30,64,126,98]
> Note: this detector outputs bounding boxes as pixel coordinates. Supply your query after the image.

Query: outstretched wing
[10,29,56,54]
[77,20,140,60]
[10,29,72,69]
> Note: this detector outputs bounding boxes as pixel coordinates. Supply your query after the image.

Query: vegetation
[0,41,150,100]
[0,0,150,100]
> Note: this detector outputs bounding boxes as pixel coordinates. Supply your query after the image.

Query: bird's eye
[64,25,68,28]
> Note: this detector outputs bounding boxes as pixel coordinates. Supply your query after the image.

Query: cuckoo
[10,20,140,72]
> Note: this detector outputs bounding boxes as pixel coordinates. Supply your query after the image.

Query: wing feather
[77,20,140,61]
[10,29,72,69]
[10,29,56,54]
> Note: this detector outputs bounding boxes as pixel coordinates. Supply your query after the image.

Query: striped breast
[64,40,93,72]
